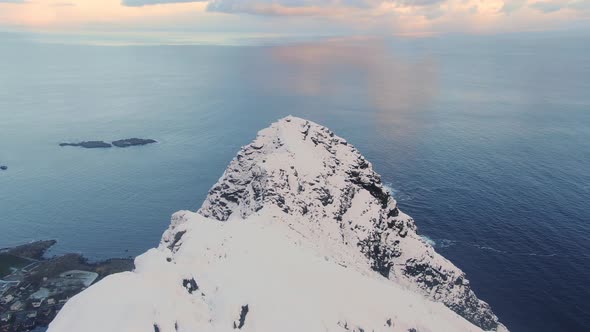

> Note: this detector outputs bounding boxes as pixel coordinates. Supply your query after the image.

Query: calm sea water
[0,32,589,332]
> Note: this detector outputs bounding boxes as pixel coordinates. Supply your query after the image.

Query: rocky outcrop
[199,116,506,331]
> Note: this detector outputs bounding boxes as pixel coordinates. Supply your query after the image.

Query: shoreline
[0,240,134,332]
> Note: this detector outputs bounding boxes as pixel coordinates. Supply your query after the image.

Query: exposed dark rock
[335,190,354,221]
[315,187,334,206]
[404,259,448,288]
[220,190,243,204]
[357,158,369,169]
[346,166,390,208]
[153,323,160,332]
[0,165,7,171]
[402,259,498,330]
[348,176,389,208]
[111,138,157,148]
[301,121,311,140]
[182,278,199,294]
[358,233,400,278]
[233,305,249,329]
[387,208,399,217]
[168,231,186,251]
[59,141,112,148]
[448,299,499,331]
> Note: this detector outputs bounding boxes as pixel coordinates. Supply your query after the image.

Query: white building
[1,294,14,304]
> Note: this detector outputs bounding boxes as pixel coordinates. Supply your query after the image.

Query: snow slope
[48,116,507,332]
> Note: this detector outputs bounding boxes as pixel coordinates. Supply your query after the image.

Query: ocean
[0,31,588,331]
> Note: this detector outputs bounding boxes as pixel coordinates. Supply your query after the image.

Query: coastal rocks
[0,240,57,260]
[59,138,157,149]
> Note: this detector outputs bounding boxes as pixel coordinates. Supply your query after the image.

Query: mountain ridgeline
[48,117,507,332]
[199,116,505,331]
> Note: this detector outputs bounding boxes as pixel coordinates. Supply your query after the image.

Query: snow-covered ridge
[48,116,507,332]
[198,116,505,331]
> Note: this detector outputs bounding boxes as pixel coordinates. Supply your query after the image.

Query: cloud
[1,0,589,34]
[206,0,373,16]
[118,0,590,20]
[567,0,590,11]
[122,0,441,17]
[119,0,433,13]
[501,0,527,13]
[121,0,447,14]
[524,0,590,13]
[530,1,563,13]
[122,0,205,7]
[397,0,446,6]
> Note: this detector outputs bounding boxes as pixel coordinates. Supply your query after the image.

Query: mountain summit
[48,117,507,332]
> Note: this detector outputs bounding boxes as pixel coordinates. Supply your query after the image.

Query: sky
[0,0,589,37]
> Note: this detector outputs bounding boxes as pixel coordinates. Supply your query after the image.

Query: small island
[59,138,157,149]
[112,138,157,148]
[59,141,112,149]
[0,240,134,331]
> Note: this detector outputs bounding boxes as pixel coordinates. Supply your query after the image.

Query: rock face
[48,117,507,332]
[112,138,157,148]
[59,141,112,148]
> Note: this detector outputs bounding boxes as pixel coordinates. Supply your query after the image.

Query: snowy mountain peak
[200,116,396,229]
[49,117,507,332]
[197,116,504,330]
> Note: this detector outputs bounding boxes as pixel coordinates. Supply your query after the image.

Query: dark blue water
[0,32,589,332]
